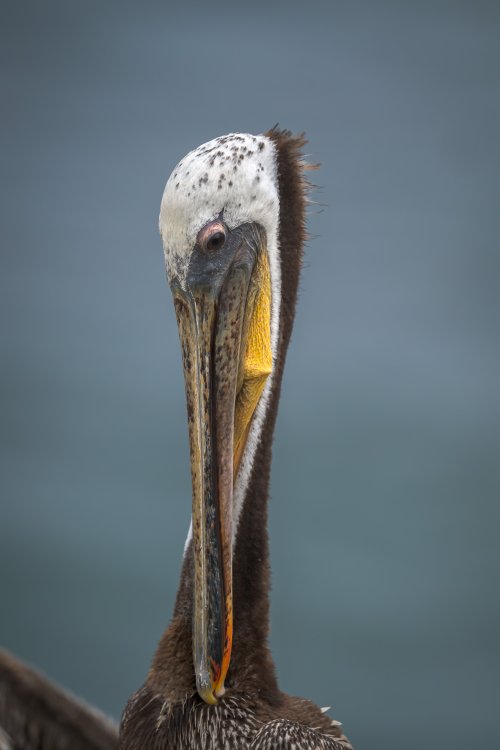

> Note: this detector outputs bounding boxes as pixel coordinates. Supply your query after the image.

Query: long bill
[173,228,270,704]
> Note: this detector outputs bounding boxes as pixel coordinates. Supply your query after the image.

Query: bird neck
[152,380,281,704]
[229,376,281,693]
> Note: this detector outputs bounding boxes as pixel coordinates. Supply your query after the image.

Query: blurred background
[1,1,499,748]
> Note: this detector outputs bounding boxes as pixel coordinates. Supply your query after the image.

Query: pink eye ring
[197,220,227,253]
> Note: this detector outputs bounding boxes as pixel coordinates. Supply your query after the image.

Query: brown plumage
[0,129,352,750]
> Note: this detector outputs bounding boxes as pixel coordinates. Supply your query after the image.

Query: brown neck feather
[149,129,313,706]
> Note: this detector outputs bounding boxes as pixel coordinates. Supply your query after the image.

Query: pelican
[0,128,353,750]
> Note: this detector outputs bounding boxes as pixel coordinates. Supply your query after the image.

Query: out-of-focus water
[1,2,499,748]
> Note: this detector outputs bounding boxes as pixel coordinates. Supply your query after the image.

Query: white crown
[159,133,280,288]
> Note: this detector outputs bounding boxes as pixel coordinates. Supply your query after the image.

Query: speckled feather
[120,687,351,750]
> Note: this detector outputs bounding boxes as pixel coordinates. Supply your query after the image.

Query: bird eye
[206,230,226,252]
[197,220,228,253]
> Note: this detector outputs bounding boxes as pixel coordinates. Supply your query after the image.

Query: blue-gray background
[1,2,499,748]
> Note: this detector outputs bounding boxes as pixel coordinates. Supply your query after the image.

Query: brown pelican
[0,128,352,750]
